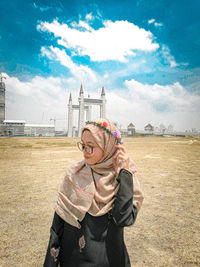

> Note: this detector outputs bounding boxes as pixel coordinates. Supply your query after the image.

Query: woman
[44,118,144,267]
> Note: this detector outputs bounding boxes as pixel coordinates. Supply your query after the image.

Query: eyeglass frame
[77,142,94,154]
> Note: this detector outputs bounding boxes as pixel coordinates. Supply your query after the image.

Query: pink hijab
[55,118,143,228]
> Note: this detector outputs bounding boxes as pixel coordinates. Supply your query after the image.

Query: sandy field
[0,136,200,267]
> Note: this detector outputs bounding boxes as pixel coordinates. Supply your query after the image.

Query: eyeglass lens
[77,142,93,154]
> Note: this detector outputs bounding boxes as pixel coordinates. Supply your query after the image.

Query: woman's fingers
[116,143,126,150]
[113,148,129,171]
[114,150,127,160]
[113,143,130,173]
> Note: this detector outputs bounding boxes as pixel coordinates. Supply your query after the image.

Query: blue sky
[0,0,200,131]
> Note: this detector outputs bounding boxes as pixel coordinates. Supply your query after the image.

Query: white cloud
[3,73,200,132]
[70,20,93,31]
[161,45,178,67]
[41,46,98,84]
[32,2,51,12]
[37,19,159,62]
[99,78,200,130]
[148,18,163,27]
[124,78,200,112]
[120,78,200,129]
[148,19,155,24]
[3,73,79,129]
[85,13,93,21]
[154,22,163,27]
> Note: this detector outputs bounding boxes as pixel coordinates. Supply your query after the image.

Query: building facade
[127,122,135,136]
[0,120,55,137]
[144,123,154,132]
[0,76,55,137]
[0,77,6,123]
[68,85,106,137]
[0,120,25,136]
[24,124,55,137]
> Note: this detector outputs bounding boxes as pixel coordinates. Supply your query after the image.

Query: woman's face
[81,130,104,165]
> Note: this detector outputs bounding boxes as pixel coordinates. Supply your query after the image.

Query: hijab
[55,118,143,228]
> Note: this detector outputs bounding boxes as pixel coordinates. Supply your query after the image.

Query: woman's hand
[113,143,130,174]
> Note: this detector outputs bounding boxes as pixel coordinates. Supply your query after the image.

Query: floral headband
[85,120,124,144]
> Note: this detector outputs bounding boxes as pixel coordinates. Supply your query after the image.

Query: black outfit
[44,169,138,267]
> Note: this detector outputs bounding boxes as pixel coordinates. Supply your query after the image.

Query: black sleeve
[112,169,138,227]
[43,212,64,267]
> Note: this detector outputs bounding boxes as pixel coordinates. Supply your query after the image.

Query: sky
[0,0,200,131]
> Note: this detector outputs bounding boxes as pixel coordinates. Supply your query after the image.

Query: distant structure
[68,84,106,137]
[127,123,135,136]
[159,123,166,133]
[153,123,174,134]
[2,120,25,136]
[0,75,55,137]
[0,74,6,123]
[167,124,174,133]
[24,124,55,137]
[1,75,199,138]
[0,120,55,137]
[144,123,154,132]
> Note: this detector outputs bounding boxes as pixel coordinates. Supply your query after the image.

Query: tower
[67,93,73,137]
[0,74,6,123]
[100,86,106,118]
[67,84,106,137]
[78,84,85,137]
[86,94,92,121]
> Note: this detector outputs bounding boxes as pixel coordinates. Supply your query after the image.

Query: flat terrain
[0,136,200,267]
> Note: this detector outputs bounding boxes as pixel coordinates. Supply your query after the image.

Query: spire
[0,74,5,91]
[69,92,72,102]
[0,73,6,84]
[101,86,105,96]
[79,83,84,96]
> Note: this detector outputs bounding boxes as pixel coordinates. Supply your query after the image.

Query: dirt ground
[0,136,200,267]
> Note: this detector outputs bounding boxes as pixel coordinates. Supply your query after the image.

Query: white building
[144,123,154,132]
[68,85,106,137]
[0,120,55,136]
[127,123,135,136]
[167,124,174,132]
[24,124,55,137]
[0,120,25,136]
[159,124,166,133]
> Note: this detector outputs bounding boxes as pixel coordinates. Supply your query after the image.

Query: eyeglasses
[77,142,94,154]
